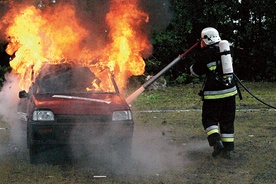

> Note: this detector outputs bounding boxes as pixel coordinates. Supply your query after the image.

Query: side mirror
[19,90,28,98]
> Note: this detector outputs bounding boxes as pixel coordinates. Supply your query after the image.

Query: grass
[129,81,276,110]
[0,82,275,183]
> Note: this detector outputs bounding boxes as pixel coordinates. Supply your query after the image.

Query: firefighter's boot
[221,150,231,159]
[212,140,224,157]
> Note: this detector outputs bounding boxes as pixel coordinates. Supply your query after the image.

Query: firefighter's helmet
[201,27,221,45]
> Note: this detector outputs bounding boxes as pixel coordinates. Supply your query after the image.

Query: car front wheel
[29,146,40,164]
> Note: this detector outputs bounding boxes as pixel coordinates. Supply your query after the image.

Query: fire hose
[234,73,276,109]
[126,42,199,104]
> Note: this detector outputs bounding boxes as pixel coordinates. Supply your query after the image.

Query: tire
[27,122,40,164]
[29,146,39,164]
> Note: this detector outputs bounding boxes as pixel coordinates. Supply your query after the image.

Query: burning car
[17,63,134,164]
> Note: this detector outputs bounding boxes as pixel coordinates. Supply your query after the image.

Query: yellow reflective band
[204,90,237,100]
[207,62,216,70]
[221,137,234,142]
[209,66,217,71]
[207,129,219,136]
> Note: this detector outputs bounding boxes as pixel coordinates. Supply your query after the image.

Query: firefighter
[190,27,237,159]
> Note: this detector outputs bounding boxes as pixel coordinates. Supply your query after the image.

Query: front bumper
[28,120,134,147]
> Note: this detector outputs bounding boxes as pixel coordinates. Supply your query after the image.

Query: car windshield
[34,64,116,94]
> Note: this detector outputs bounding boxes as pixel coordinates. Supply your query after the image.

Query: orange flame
[105,0,152,88]
[2,1,152,92]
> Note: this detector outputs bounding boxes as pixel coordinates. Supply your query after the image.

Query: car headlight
[33,110,55,121]
[112,110,132,121]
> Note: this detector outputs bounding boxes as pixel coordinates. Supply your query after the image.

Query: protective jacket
[190,45,237,100]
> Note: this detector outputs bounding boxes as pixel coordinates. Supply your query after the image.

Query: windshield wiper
[52,95,111,104]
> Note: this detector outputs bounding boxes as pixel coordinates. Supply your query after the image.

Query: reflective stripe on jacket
[203,86,237,100]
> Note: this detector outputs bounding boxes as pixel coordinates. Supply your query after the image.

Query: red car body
[17,64,134,163]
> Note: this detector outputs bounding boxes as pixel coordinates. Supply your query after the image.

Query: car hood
[31,93,129,115]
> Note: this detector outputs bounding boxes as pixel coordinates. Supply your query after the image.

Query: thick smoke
[0,73,24,152]
[72,0,172,32]
[139,0,173,32]
[0,73,20,123]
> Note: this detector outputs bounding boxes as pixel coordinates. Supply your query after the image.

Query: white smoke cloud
[0,73,20,123]
[0,72,26,153]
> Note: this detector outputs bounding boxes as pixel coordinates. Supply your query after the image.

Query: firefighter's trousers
[202,96,236,151]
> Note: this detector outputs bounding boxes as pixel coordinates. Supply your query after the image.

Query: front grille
[56,114,112,123]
